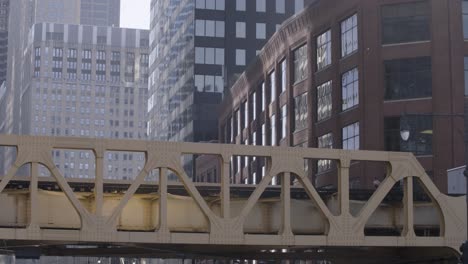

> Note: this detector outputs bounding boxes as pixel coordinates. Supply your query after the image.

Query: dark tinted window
[464,57,468,95]
[294,93,308,131]
[385,116,432,155]
[381,1,430,44]
[463,1,468,39]
[293,44,308,83]
[384,57,432,100]
[384,116,401,152]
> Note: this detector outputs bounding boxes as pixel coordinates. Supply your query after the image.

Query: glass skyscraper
[148,0,312,143]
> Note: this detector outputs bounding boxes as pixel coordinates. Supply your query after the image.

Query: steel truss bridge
[0,135,465,263]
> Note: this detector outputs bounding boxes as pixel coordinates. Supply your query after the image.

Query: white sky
[120,0,151,29]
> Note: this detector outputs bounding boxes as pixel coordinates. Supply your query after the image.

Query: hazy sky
[120,0,151,29]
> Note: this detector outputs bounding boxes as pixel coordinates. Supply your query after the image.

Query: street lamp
[398,113,467,263]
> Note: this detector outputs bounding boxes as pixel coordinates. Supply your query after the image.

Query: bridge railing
[0,134,465,251]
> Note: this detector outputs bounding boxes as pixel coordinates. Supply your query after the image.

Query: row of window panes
[235,22,266,39]
[231,67,357,135]
[35,48,137,63]
[195,0,225,10]
[291,14,358,83]
[317,132,333,173]
[194,74,223,93]
[195,20,225,38]
[235,0,303,13]
[381,1,430,44]
[195,47,225,65]
[463,1,468,39]
[316,123,360,173]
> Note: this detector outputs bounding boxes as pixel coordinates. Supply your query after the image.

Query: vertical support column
[158,167,169,232]
[94,149,104,217]
[339,158,351,216]
[221,156,231,219]
[29,162,39,227]
[280,172,292,236]
[402,176,415,237]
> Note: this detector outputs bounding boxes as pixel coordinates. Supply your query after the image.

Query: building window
[82,49,92,60]
[317,30,331,71]
[195,47,224,65]
[236,49,246,66]
[280,105,287,140]
[261,124,266,146]
[294,93,308,132]
[196,0,225,10]
[276,0,285,13]
[251,92,257,120]
[381,1,430,44]
[271,114,276,146]
[384,57,432,100]
[53,48,63,57]
[317,133,333,173]
[463,1,468,39]
[342,122,359,150]
[341,14,358,57]
[68,48,77,58]
[216,21,225,37]
[215,0,225,10]
[294,0,304,13]
[280,59,287,92]
[243,101,248,128]
[465,57,468,95]
[236,22,246,38]
[35,47,41,57]
[256,0,266,12]
[384,116,432,155]
[195,20,225,37]
[236,0,246,11]
[236,110,241,136]
[293,44,307,83]
[317,81,332,122]
[256,23,266,39]
[269,71,276,102]
[195,74,223,92]
[342,68,359,110]
[111,51,120,61]
[261,82,266,112]
[97,50,106,60]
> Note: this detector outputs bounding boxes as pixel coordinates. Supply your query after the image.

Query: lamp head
[400,129,410,141]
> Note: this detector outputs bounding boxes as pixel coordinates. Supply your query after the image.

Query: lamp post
[399,112,467,263]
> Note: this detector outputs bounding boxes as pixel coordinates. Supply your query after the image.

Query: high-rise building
[147,0,314,143]
[80,0,120,27]
[3,0,34,136]
[0,0,9,84]
[24,23,149,179]
[34,0,120,26]
[34,0,81,24]
[219,0,466,193]
[0,0,9,173]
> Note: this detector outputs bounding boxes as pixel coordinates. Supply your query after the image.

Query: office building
[219,0,466,192]
[34,0,120,26]
[0,0,35,174]
[148,0,313,143]
[24,23,149,179]
[0,0,8,84]
[80,0,120,27]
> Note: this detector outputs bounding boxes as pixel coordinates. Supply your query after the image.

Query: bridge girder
[0,135,465,259]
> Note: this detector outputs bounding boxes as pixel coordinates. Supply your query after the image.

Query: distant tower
[33,0,120,27]
[0,0,9,84]
[80,0,120,27]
